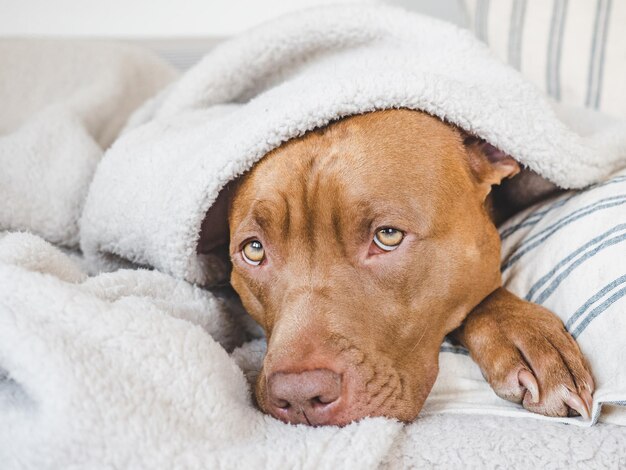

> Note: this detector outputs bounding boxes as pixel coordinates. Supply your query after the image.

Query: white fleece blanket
[0,39,177,247]
[2,232,625,469]
[2,5,626,469]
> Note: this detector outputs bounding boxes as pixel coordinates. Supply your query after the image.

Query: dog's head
[222,110,518,425]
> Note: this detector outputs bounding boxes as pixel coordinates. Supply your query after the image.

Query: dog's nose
[267,369,342,425]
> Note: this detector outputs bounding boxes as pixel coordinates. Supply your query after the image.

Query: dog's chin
[257,391,427,427]
[265,405,421,427]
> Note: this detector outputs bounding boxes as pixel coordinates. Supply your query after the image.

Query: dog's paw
[459,288,595,419]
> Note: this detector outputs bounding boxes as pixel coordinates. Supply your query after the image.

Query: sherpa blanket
[0,39,178,247]
[2,5,626,469]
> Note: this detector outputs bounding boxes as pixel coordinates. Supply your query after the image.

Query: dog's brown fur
[225,109,594,426]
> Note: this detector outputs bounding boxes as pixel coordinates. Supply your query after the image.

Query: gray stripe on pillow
[508,0,527,69]
[532,231,626,304]
[566,273,626,331]
[547,0,568,100]
[440,345,470,356]
[501,196,626,271]
[500,197,572,240]
[586,0,612,108]
[525,223,626,302]
[571,284,626,338]
[500,176,626,240]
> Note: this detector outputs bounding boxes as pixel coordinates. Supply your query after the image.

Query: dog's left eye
[373,228,404,251]
[242,239,265,265]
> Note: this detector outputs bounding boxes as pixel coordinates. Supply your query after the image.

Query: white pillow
[423,167,626,426]
[463,0,626,119]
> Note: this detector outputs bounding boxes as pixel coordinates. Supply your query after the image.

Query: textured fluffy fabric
[2,5,626,468]
[0,232,401,469]
[2,232,625,469]
[0,39,177,247]
[80,5,626,282]
[0,39,176,145]
[381,413,626,468]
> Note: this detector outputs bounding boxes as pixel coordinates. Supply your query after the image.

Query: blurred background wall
[1,0,621,117]
[0,0,467,37]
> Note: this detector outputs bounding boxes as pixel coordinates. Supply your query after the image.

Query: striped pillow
[463,0,626,119]
[425,168,626,426]
[500,168,626,423]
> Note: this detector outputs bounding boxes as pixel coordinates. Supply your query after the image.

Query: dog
[203,109,594,426]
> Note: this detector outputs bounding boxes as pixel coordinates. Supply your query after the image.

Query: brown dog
[218,109,594,426]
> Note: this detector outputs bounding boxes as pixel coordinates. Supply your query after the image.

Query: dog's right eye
[373,227,404,251]
[242,239,265,265]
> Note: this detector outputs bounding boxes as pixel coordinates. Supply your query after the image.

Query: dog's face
[228,110,519,425]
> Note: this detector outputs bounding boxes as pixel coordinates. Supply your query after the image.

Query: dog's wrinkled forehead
[230,110,470,235]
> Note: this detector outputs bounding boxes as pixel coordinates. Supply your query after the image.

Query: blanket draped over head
[79,5,626,285]
[1,5,626,469]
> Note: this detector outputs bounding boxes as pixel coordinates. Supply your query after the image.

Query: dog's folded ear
[462,135,520,198]
[197,180,238,255]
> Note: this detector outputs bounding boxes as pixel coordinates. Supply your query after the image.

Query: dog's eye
[242,240,265,265]
[374,228,404,251]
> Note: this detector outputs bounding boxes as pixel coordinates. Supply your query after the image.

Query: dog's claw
[518,369,539,403]
[581,389,594,415]
[565,390,591,420]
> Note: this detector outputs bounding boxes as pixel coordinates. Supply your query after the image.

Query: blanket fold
[0,39,177,247]
[0,233,402,469]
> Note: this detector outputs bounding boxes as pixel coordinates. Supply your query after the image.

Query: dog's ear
[462,135,520,198]
[197,180,237,254]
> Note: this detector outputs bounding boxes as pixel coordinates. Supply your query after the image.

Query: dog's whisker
[409,329,427,354]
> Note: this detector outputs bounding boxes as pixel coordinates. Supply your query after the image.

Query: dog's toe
[458,288,595,420]
[513,325,594,419]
